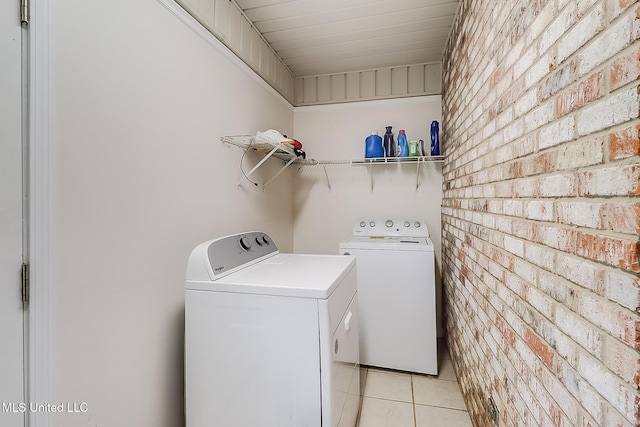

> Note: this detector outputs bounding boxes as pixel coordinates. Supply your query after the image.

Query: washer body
[186,232,360,427]
[340,219,437,375]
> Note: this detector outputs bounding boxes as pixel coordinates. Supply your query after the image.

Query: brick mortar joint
[445,284,591,425]
[444,275,638,425]
[443,217,639,272]
[442,224,639,319]
[442,205,640,239]
[442,61,640,171]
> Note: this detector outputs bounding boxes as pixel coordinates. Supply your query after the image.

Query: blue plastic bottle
[430,121,440,156]
[397,130,409,157]
[365,130,384,158]
[383,126,395,157]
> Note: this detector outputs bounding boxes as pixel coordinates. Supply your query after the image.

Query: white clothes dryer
[186,232,360,427]
[340,218,437,375]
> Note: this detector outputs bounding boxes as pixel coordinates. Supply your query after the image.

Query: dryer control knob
[360,221,366,228]
[262,235,271,245]
[255,237,263,246]
[369,221,376,227]
[414,221,421,228]
[385,219,394,228]
[404,221,411,228]
[239,237,252,251]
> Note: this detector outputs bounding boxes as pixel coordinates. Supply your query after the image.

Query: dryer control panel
[186,232,279,282]
[352,218,429,238]
[206,232,279,279]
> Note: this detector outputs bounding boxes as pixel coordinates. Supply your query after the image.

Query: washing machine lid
[341,236,434,251]
[188,252,356,299]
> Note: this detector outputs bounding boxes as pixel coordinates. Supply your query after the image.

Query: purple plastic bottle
[430,121,440,156]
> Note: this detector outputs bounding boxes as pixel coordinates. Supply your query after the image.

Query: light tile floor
[357,345,472,427]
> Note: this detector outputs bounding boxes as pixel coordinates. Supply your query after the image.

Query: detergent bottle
[430,121,440,156]
[408,140,419,157]
[365,130,384,158]
[383,126,395,157]
[397,130,409,157]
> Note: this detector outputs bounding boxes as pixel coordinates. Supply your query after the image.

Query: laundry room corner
[291,96,444,336]
[291,95,443,257]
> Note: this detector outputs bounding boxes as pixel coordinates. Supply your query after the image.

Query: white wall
[292,96,443,333]
[47,1,294,426]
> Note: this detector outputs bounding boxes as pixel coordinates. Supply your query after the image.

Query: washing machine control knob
[360,221,366,228]
[262,235,271,245]
[414,221,421,228]
[255,237,263,246]
[404,221,411,228]
[239,237,252,251]
[369,221,376,227]
[385,219,394,228]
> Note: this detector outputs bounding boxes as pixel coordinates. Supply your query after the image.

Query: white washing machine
[340,218,437,375]
[185,231,360,427]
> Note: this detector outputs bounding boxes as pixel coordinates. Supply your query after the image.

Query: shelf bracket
[369,162,374,192]
[237,145,279,187]
[263,156,297,188]
[322,165,332,191]
[416,158,421,190]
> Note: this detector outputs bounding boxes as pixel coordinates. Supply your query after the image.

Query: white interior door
[0,0,26,425]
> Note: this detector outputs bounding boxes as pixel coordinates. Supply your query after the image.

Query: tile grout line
[411,374,417,427]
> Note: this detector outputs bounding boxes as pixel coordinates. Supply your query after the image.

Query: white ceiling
[234,0,461,77]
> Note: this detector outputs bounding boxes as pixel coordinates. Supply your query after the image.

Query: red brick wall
[441,1,640,426]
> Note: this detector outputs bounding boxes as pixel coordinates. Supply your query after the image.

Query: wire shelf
[221,135,443,189]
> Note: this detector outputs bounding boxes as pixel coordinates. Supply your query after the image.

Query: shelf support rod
[369,162,374,192]
[262,156,297,188]
[322,165,332,191]
[237,145,279,187]
[416,158,421,190]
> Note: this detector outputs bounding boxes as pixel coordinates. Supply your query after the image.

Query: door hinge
[21,262,30,304]
[20,0,29,25]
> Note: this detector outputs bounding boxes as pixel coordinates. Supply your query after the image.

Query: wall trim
[155,0,294,111]
[294,94,442,113]
[294,62,442,106]
[28,0,51,425]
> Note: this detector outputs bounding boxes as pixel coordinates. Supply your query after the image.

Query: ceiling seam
[229,0,297,77]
